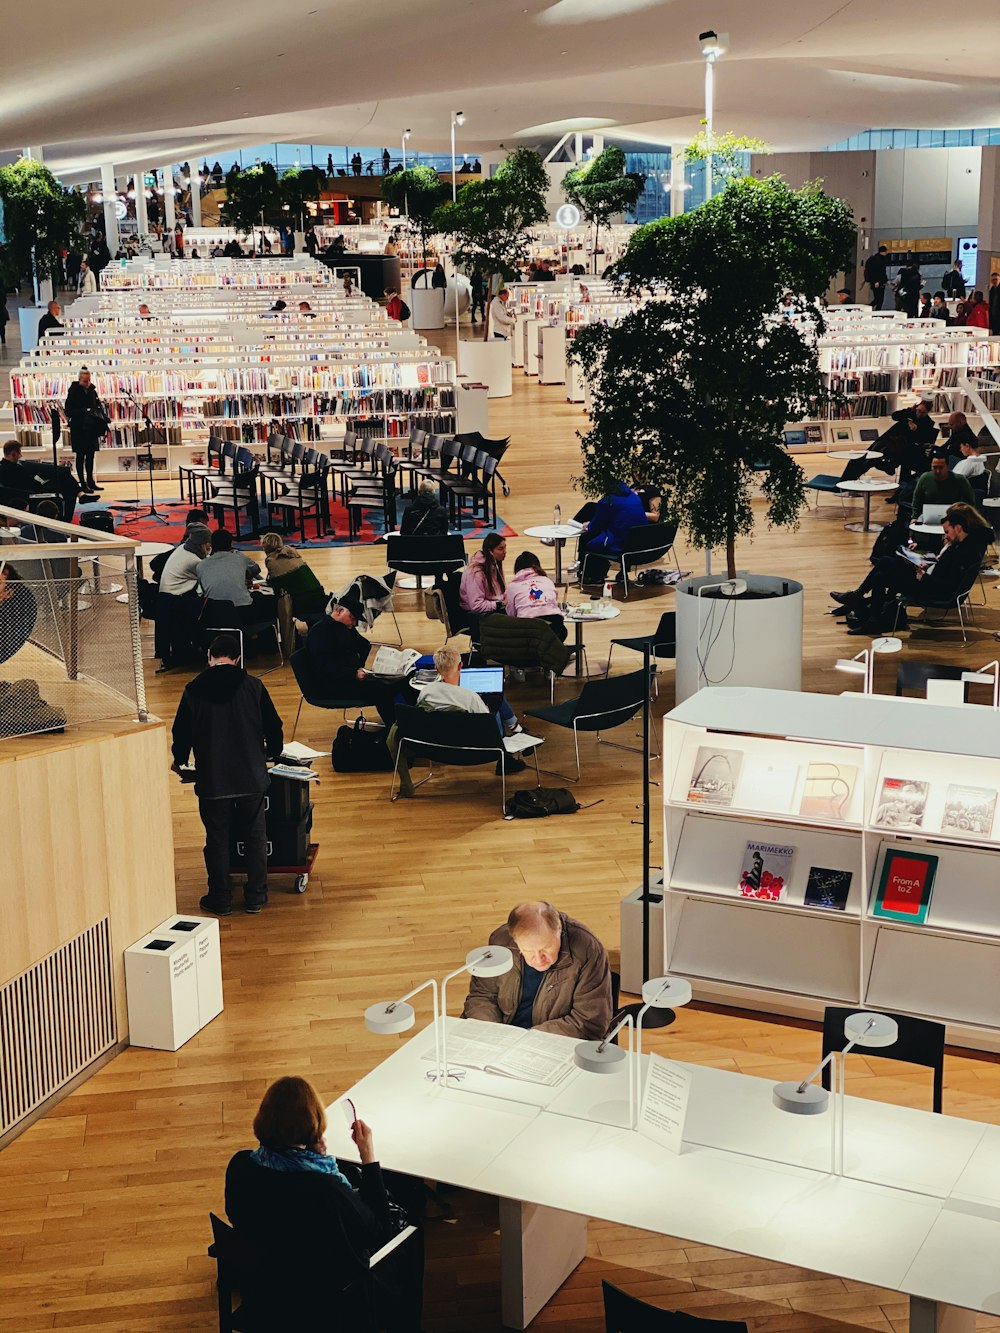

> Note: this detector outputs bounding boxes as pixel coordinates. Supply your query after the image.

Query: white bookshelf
[663,686,1000,1051]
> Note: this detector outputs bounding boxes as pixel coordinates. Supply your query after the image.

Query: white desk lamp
[440,946,513,1084]
[961,659,1000,707]
[773,1011,899,1173]
[365,979,442,1079]
[574,1012,637,1127]
[835,639,902,695]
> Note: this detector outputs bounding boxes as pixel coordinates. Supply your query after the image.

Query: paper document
[638,1054,691,1154]
[427,1021,574,1087]
[269,764,319,782]
[503,732,544,755]
[897,547,930,567]
[279,741,325,762]
[371,646,421,677]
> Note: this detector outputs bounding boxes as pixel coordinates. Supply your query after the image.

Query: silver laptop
[459,666,505,695]
[920,503,948,525]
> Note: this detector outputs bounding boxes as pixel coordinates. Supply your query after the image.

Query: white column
[162,166,176,232]
[101,163,120,256]
[134,169,148,237]
[26,146,44,161]
[671,145,687,217]
[189,168,202,227]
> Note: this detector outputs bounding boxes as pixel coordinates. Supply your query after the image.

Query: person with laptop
[831,502,990,634]
[910,451,975,523]
[388,646,529,795]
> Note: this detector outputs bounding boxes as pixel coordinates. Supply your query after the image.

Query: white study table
[330,1018,1000,1330]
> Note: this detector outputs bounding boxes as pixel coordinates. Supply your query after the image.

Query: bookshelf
[98,257,335,289]
[663,686,1000,1051]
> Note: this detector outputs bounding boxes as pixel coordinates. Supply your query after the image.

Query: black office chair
[386,534,467,591]
[390,704,539,812]
[607,611,677,687]
[891,559,982,644]
[819,1005,945,1112]
[199,597,281,668]
[289,647,368,739]
[582,523,679,598]
[525,668,651,782]
[603,1281,748,1333]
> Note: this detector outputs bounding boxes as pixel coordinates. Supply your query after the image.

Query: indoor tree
[433,148,549,338]
[381,166,450,274]
[0,158,85,297]
[562,145,646,273]
[571,173,856,579]
[221,163,280,249]
[279,166,326,232]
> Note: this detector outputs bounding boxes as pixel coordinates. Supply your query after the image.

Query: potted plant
[434,149,549,394]
[571,173,855,699]
[381,167,450,328]
[562,146,646,273]
[0,158,85,313]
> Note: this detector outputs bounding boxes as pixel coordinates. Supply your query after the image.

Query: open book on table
[424,1020,575,1087]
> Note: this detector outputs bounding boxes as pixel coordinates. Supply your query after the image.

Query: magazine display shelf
[663,686,1000,1051]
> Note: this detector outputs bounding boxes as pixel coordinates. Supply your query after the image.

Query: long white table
[329,1019,1000,1330]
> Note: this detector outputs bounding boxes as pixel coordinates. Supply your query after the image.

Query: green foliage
[0,158,85,290]
[433,148,549,281]
[572,174,857,576]
[221,163,280,234]
[279,166,326,222]
[382,166,449,268]
[685,129,769,183]
[562,146,646,228]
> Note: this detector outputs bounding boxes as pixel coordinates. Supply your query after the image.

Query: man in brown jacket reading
[462,901,612,1040]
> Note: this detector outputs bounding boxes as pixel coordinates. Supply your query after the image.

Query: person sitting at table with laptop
[462,900,612,1040]
[830,502,990,634]
[838,398,939,485]
[504,551,566,641]
[910,451,975,523]
[389,646,529,795]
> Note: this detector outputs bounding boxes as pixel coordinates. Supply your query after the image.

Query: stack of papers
[278,742,324,764]
[503,731,544,755]
[426,1023,575,1086]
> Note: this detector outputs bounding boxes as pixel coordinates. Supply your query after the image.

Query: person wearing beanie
[304,594,397,723]
[156,522,213,670]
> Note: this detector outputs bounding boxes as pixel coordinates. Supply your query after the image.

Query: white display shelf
[663,688,1000,1051]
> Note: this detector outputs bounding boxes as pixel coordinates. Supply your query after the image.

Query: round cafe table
[523,524,581,584]
[562,602,621,677]
[827,449,882,461]
[133,540,173,580]
[836,479,897,533]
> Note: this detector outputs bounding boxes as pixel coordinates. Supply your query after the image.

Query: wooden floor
[3,323,1000,1332]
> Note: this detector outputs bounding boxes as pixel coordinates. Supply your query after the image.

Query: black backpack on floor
[332,719,393,772]
[504,788,579,819]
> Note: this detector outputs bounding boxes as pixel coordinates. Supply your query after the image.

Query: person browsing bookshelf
[462,901,612,1040]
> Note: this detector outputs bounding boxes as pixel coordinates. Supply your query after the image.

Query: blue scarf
[251,1145,352,1188]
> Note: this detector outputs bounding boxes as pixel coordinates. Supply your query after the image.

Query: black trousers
[871,283,885,311]
[856,556,923,614]
[198,792,267,908]
[471,292,486,320]
[74,446,98,490]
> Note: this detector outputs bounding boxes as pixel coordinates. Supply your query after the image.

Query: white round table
[827,450,881,461]
[563,602,621,676]
[523,524,580,584]
[836,479,897,533]
[133,540,173,580]
[909,521,944,536]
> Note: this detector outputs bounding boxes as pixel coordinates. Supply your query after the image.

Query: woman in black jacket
[225,1075,423,1331]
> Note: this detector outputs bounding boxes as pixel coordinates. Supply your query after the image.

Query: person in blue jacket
[578,481,647,584]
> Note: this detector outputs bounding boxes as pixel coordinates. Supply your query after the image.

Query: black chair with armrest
[582,522,680,598]
[288,646,368,739]
[386,534,467,588]
[603,1280,749,1333]
[818,1005,945,1112]
[607,611,677,688]
[390,704,539,812]
[525,668,651,782]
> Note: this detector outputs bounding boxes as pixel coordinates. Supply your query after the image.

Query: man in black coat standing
[863,245,889,310]
[64,368,108,492]
[171,634,284,915]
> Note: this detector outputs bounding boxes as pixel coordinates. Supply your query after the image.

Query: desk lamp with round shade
[773,1011,899,1173]
[835,639,902,695]
[365,978,442,1079]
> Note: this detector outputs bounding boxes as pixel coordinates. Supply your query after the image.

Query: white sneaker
[568,561,581,573]
[506,720,524,735]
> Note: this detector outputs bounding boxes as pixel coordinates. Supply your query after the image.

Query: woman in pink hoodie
[504,552,567,640]
[460,533,507,615]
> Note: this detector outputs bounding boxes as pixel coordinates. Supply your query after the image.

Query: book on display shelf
[872,849,937,925]
[687,747,743,808]
[799,762,858,822]
[738,841,793,901]
[940,785,997,839]
[803,867,853,912]
[874,777,929,831]
[740,758,799,813]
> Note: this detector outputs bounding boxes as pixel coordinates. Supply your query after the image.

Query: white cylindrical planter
[410,286,445,329]
[675,573,803,703]
[458,338,513,398]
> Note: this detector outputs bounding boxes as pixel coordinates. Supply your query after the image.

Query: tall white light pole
[401,128,412,171]
[450,112,465,343]
[699,30,728,204]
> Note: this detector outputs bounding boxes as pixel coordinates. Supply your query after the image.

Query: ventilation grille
[0,919,117,1136]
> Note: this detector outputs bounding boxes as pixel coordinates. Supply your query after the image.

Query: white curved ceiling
[4,0,999,177]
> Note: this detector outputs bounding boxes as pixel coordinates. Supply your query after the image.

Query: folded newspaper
[424,1021,574,1086]
[371,646,422,678]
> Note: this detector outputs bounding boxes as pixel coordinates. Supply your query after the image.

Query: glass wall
[201,144,484,177]
[821,127,1000,152]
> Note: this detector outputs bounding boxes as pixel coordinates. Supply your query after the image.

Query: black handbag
[332,718,393,772]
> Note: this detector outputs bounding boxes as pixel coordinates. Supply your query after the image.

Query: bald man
[462,900,611,1040]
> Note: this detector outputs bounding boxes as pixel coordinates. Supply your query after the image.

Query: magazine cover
[872,849,937,924]
[941,785,997,838]
[741,758,799,813]
[738,841,794,901]
[803,867,853,912]
[799,762,858,822]
[687,747,743,808]
[873,777,929,830]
